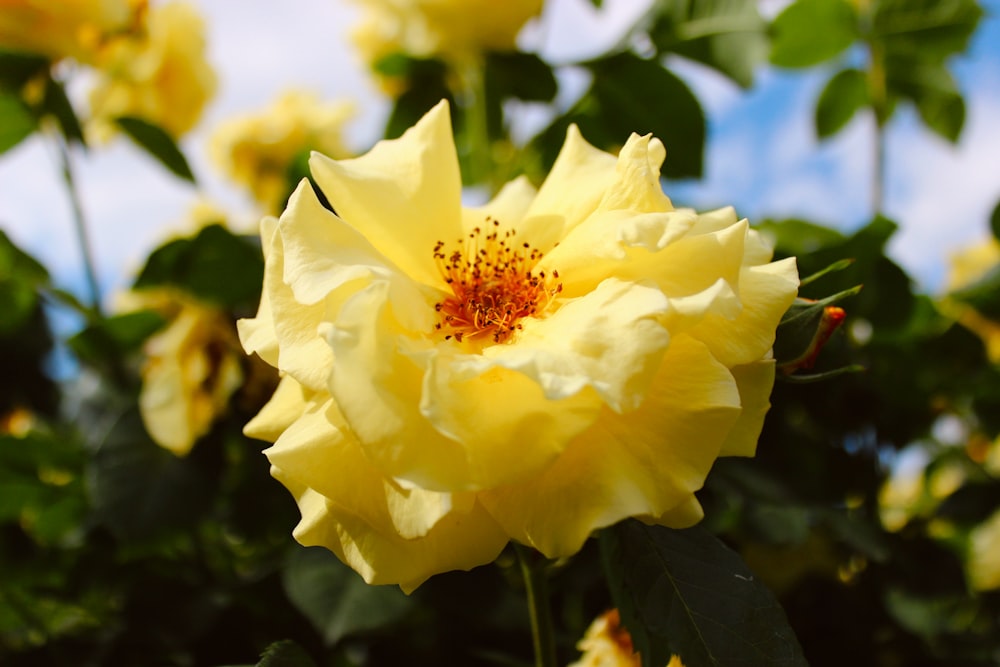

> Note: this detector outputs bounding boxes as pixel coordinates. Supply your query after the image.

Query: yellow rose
[569,609,684,667]
[239,101,798,591]
[210,91,354,215]
[0,0,139,64]
[126,290,243,457]
[88,0,216,140]
[969,508,1000,591]
[943,237,1000,363]
[351,0,542,67]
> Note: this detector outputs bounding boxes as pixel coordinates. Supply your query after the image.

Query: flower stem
[514,543,557,667]
[57,134,103,316]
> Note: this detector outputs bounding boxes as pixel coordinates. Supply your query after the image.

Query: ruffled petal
[308,99,462,287]
[480,335,742,558]
[265,394,460,539]
[519,124,618,251]
[326,280,477,491]
[483,277,671,411]
[237,216,281,366]
[686,257,799,367]
[279,474,508,593]
[244,374,312,442]
[718,358,776,457]
[595,132,672,214]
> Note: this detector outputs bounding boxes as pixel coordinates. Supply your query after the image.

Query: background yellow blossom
[210,91,355,214]
[88,0,216,140]
[0,0,139,64]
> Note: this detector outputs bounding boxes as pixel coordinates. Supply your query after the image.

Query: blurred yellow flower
[88,0,216,139]
[0,0,140,64]
[125,290,243,457]
[351,0,542,67]
[944,237,1000,363]
[569,609,684,667]
[239,100,798,591]
[210,91,354,215]
[969,507,1000,591]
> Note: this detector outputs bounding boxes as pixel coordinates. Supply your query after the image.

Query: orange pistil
[433,217,562,344]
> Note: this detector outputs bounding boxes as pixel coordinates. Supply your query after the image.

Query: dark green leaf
[0,91,37,154]
[486,51,557,103]
[67,310,166,366]
[133,224,264,311]
[601,521,808,667]
[886,58,965,142]
[283,546,414,645]
[256,640,318,667]
[0,49,50,89]
[0,229,49,333]
[769,0,858,68]
[114,115,195,182]
[648,0,768,88]
[815,68,869,139]
[534,53,705,179]
[88,408,214,541]
[39,76,85,145]
[990,199,1000,242]
[377,56,455,140]
[873,0,983,63]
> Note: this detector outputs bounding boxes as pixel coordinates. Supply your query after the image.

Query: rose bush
[239,100,799,591]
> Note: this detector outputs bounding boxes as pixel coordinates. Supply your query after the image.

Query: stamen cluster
[433,217,562,343]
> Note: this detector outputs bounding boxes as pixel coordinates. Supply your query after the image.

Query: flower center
[433,217,562,344]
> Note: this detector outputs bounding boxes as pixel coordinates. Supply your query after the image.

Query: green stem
[457,57,494,191]
[57,134,103,316]
[515,543,557,667]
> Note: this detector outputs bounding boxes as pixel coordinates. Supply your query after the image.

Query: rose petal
[480,335,742,558]
[687,257,799,367]
[279,474,508,594]
[308,99,461,288]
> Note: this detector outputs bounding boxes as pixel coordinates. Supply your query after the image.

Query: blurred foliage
[2,1,999,666]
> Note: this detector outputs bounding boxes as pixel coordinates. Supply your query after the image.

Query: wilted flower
[123,290,243,456]
[239,101,798,591]
[943,237,1000,363]
[0,0,140,64]
[88,0,215,139]
[569,609,684,667]
[969,507,1000,591]
[210,91,354,214]
[351,0,542,68]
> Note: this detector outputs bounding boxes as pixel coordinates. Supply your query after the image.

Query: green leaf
[133,224,264,311]
[67,310,166,366]
[486,51,557,103]
[0,49,50,89]
[255,640,318,667]
[601,521,808,667]
[535,53,705,179]
[114,115,195,182]
[873,0,983,64]
[39,76,85,145]
[648,0,768,88]
[0,229,49,333]
[769,0,858,68]
[88,408,214,541]
[0,91,37,154]
[886,58,965,142]
[815,68,869,139]
[990,199,1000,242]
[283,546,414,645]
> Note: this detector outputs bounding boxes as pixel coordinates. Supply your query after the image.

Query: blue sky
[1,0,998,305]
